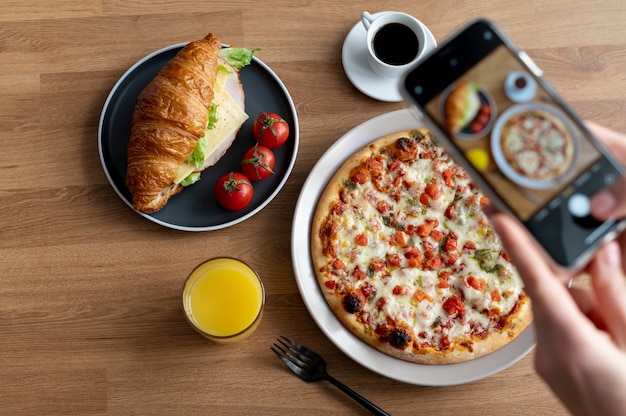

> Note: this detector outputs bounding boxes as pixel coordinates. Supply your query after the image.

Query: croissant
[444,81,481,133]
[125,33,224,213]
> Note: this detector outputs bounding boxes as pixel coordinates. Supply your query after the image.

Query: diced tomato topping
[355,233,368,246]
[491,289,502,302]
[404,247,421,260]
[464,275,486,291]
[332,258,345,269]
[424,183,441,200]
[413,289,433,303]
[439,336,451,350]
[404,224,417,235]
[501,251,512,262]
[388,160,402,172]
[369,257,386,272]
[445,203,458,220]
[352,266,367,281]
[408,258,422,268]
[330,201,345,215]
[430,229,444,242]
[445,238,457,252]
[350,167,369,184]
[419,192,431,206]
[324,280,336,290]
[425,217,439,227]
[386,253,401,267]
[417,223,432,237]
[376,297,387,311]
[395,230,408,246]
[422,241,437,259]
[444,252,459,265]
[442,168,456,188]
[423,256,444,270]
[376,200,390,214]
[437,271,452,288]
[462,241,477,252]
[360,282,375,298]
[480,196,490,206]
[443,295,465,317]
[393,285,407,295]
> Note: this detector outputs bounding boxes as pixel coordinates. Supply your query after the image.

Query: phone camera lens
[483,30,493,41]
[450,58,458,67]
[413,85,423,95]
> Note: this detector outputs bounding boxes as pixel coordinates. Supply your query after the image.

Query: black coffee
[372,23,420,66]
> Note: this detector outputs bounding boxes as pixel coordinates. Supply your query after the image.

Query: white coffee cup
[361,11,431,78]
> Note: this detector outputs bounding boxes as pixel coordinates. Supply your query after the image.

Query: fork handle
[325,375,391,416]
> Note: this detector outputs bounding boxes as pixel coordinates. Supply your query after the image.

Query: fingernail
[602,241,621,268]
[590,192,616,217]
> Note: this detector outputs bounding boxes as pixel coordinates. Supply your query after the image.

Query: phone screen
[423,44,601,221]
[403,19,624,267]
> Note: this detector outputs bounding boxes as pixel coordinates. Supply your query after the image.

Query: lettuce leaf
[218,47,259,70]
[207,103,218,129]
[180,172,201,187]
[187,134,208,169]
[186,104,219,169]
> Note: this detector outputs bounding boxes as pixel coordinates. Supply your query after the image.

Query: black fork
[271,335,391,416]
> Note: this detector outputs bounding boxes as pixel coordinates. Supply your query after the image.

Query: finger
[585,121,626,166]
[587,241,626,348]
[488,213,570,300]
[586,121,626,219]
[569,286,607,331]
[589,178,626,220]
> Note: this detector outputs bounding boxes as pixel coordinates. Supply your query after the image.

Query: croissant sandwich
[444,81,481,133]
[126,33,254,213]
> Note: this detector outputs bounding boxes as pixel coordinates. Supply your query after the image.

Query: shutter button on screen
[568,193,590,218]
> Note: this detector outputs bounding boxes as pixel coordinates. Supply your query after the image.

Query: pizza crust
[311,129,533,365]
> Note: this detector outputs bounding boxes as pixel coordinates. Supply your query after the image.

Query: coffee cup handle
[361,11,374,30]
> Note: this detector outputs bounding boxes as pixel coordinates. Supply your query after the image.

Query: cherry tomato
[214,172,254,210]
[252,112,289,148]
[240,144,275,181]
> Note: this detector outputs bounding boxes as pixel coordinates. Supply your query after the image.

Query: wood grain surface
[2,1,626,414]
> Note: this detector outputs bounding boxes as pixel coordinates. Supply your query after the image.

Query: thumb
[590,177,626,220]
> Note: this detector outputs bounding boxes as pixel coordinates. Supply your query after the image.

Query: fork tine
[271,345,305,375]
[272,340,307,367]
[278,334,316,360]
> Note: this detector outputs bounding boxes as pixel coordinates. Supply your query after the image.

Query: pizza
[500,109,574,182]
[311,129,532,364]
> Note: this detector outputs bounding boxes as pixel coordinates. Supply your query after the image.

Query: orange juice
[182,258,264,343]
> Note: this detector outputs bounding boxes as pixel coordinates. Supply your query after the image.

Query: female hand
[485,122,626,415]
[488,213,626,416]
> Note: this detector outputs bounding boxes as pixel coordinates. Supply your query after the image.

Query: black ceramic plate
[98,43,299,231]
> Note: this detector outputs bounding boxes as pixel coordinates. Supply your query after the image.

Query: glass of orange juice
[182,257,265,343]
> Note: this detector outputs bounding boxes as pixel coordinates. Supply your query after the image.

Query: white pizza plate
[291,109,536,386]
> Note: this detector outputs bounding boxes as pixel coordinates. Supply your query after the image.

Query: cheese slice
[173,72,248,184]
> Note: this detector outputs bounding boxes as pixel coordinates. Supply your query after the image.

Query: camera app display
[423,45,601,221]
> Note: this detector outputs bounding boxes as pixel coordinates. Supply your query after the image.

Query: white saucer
[342,13,437,102]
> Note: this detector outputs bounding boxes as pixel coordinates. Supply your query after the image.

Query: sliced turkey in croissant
[125,33,249,213]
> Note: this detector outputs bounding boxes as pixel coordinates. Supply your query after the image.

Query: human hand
[588,121,626,271]
[489,213,626,416]
[485,122,626,415]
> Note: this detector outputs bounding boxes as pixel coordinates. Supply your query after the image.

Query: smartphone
[401,18,625,269]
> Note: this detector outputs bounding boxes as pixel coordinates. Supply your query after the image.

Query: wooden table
[2,1,625,414]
